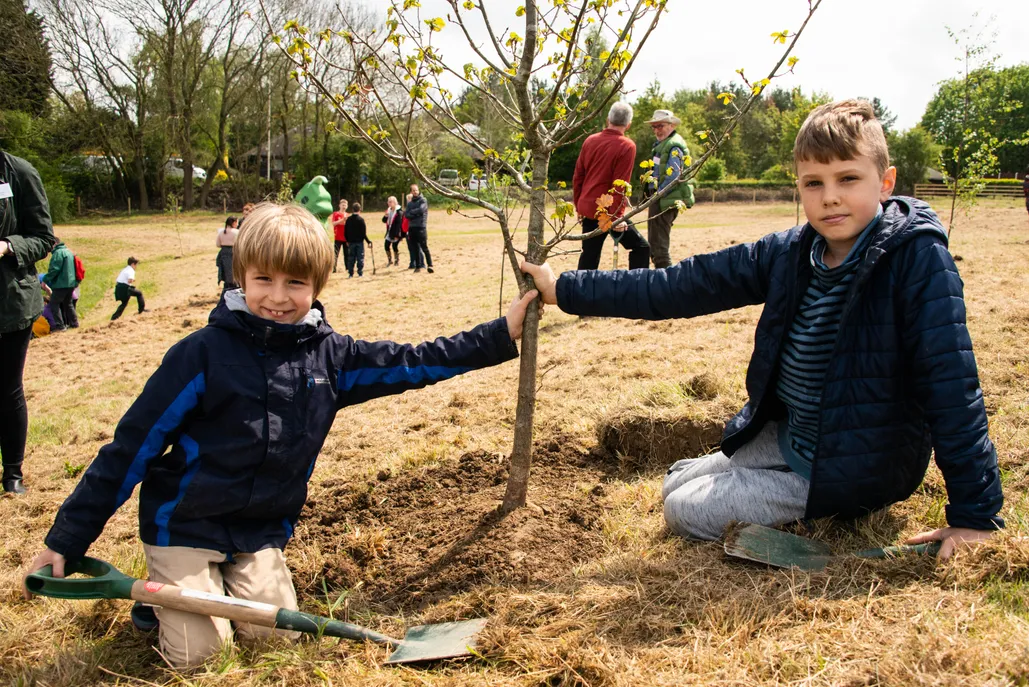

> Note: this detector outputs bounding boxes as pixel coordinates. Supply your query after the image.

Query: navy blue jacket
[404,194,428,230]
[556,197,1003,530]
[45,302,518,558]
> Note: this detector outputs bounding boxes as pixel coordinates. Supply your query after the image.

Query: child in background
[25,202,538,668]
[111,257,146,320]
[343,202,372,278]
[331,199,348,273]
[216,216,239,293]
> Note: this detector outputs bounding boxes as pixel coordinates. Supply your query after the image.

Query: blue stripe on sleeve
[337,365,473,392]
[114,373,206,507]
[154,434,202,546]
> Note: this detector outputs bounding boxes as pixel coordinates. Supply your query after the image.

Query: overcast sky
[365,0,1028,131]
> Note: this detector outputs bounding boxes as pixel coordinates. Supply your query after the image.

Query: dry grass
[2,202,1028,686]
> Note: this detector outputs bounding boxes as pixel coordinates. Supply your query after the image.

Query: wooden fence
[914,183,1025,199]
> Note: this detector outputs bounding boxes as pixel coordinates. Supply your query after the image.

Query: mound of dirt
[597,406,729,475]
[298,442,614,609]
[595,373,735,475]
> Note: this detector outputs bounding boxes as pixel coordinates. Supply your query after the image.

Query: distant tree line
[1,0,1026,221]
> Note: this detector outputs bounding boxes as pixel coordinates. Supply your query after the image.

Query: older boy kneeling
[524,100,1003,559]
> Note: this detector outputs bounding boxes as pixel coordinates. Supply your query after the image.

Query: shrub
[697,157,726,183]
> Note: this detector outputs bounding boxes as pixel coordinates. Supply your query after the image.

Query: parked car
[437,168,461,188]
[164,158,207,184]
[468,173,486,192]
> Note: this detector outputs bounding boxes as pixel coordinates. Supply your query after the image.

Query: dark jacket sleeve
[3,154,56,269]
[332,317,518,407]
[41,248,65,285]
[555,230,786,319]
[897,236,1004,530]
[405,196,428,223]
[44,338,208,558]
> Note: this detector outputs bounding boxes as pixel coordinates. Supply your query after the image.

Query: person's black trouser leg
[406,235,417,268]
[50,287,73,329]
[577,218,608,270]
[334,240,345,271]
[130,287,145,313]
[355,243,365,276]
[0,325,32,493]
[411,228,432,269]
[112,297,129,320]
[614,219,651,270]
[62,296,79,328]
[647,202,678,268]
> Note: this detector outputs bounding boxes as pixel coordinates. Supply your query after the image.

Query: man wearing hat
[643,109,694,268]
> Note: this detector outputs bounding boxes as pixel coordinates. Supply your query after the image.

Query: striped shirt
[776,208,882,479]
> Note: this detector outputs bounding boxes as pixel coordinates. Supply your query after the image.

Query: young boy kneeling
[24,203,537,668]
[523,100,1003,558]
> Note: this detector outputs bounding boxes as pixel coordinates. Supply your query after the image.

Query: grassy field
[2,201,1028,686]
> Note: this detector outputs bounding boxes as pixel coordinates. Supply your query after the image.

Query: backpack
[74,254,86,282]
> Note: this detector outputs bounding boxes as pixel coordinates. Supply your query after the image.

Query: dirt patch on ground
[297,441,614,609]
[594,373,736,475]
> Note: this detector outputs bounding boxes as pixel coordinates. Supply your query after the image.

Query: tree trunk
[133,154,149,212]
[501,151,549,512]
[199,96,230,208]
[181,108,194,209]
[280,88,290,175]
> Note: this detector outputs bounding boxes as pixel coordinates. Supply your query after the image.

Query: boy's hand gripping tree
[261,0,822,512]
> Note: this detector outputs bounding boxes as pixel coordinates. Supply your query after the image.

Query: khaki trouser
[143,545,300,668]
[647,202,678,268]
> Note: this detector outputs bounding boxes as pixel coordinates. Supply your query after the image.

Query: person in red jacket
[330,199,348,273]
[572,102,650,270]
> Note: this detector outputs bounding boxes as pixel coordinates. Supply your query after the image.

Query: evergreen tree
[0,0,53,117]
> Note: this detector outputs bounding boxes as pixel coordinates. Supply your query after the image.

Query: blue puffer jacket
[45,296,518,559]
[556,197,1003,530]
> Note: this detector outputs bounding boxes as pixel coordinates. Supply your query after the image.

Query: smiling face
[243,267,315,324]
[797,153,896,262]
[650,121,673,141]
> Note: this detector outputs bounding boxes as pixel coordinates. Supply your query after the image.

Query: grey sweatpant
[662,421,809,540]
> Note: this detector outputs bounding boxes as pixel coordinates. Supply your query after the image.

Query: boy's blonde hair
[233,202,333,296]
[794,99,890,176]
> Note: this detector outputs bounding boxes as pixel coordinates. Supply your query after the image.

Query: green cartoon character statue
[294,176,334,222]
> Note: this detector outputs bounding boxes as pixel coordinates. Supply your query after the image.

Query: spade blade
[724,523,832,572]
[384,618,488,665]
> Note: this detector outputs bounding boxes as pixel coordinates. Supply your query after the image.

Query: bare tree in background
[43,0,157,209]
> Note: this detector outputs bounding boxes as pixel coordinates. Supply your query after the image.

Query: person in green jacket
[0,150,57,494]
[643,110,695,268]
[41,240,79,330]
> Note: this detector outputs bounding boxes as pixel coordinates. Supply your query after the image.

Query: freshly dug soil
[298,441,615,609]
[597,408,728,475]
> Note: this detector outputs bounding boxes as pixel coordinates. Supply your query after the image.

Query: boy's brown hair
[793,99,890,176]
[233,203,333,296]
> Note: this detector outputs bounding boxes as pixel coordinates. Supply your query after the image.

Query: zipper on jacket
[807,239,888,505]
[724,230,809,451]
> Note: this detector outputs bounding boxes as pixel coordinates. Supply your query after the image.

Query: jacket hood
[208,288,332,349]
[868,196,948,252]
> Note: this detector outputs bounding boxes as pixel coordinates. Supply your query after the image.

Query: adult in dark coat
[404,184,433,273]
[0,150,57,493]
